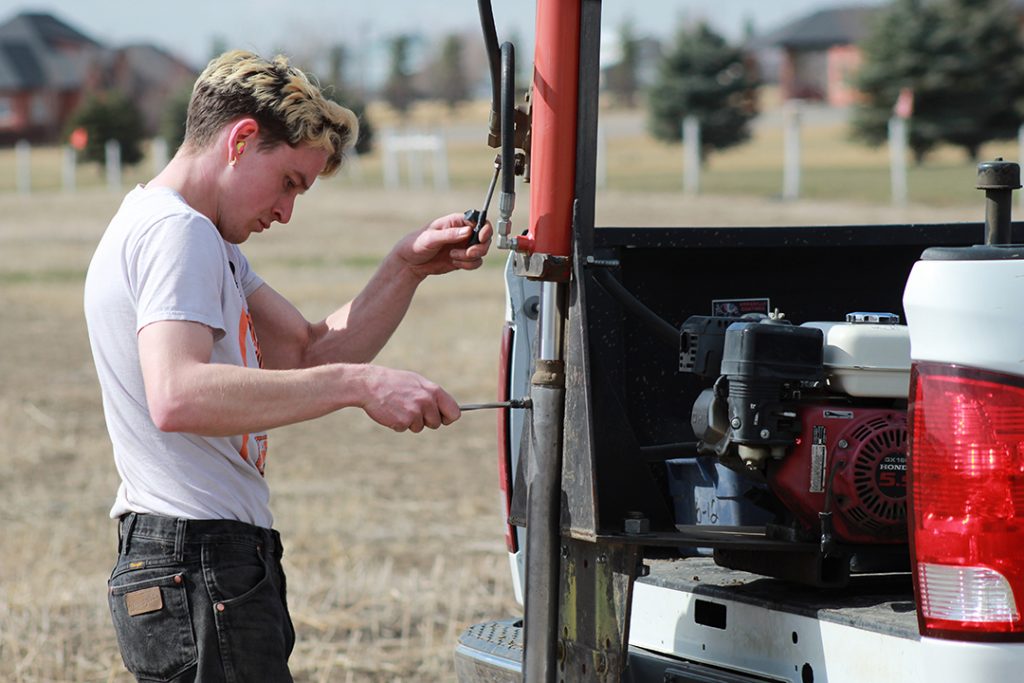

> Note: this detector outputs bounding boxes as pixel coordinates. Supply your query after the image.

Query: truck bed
[640,557,918,640]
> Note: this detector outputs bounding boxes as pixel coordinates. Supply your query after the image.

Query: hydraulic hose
[477,0,502,144]
[592,269,679,349]
[500,41,516,194]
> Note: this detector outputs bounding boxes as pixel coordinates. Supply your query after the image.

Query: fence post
[783,101,802,201]
[382,132,399,189]
[62,145,76,193]
[888,117,908,207]
[1018,124,1024,210]
[152,137,169,174]
[15,139,30,194]
[683,115,700,196]
[596,122,607,190]
[105,139,122,191]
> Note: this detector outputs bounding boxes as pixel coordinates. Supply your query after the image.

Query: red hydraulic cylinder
[524,0,580,260]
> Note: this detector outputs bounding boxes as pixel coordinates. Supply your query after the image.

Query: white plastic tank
[802,314,911,398]
[903,245,1024,375]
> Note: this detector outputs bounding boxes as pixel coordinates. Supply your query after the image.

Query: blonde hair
[184,50,358,176]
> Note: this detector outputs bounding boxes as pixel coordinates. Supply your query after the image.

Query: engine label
[876,453,907,497]
[711,298,770,317]
[810,425,827,493]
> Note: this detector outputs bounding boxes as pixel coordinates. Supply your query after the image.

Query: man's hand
[394,213,493,280]
[358,365,461,433]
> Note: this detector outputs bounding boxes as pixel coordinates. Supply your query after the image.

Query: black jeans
[108,513,295,682]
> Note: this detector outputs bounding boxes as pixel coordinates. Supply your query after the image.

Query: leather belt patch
[125,586,163,616]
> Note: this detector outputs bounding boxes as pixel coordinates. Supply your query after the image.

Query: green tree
[66,91,146,166]
[852,0,1024,162]
[605,19,641,108]
[431,34,469,110]
[382,34,418,116]
[647,22,759,161]
[159,85,192,154]
[324,44,374,156]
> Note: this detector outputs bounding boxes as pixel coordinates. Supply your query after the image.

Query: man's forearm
[148,361,365,436]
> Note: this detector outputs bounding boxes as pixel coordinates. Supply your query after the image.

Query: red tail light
[908,362,1024,641]
[498,323,518,553]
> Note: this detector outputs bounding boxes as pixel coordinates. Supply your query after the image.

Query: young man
[84,50,491,681]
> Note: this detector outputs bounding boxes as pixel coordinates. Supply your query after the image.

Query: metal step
[454,618,524,682]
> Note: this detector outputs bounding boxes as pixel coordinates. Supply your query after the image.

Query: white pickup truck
[455,2,1024,680]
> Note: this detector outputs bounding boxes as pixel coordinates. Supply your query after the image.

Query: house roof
[0,12,101,49]
[0,11,101,90]
[757,6,880,50]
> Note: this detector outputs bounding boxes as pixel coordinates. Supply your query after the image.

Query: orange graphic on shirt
[237,308,267,476]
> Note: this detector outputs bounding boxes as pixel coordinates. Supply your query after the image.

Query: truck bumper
[454,618,780,683]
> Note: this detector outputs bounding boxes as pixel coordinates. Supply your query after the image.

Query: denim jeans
[108,513,295,682]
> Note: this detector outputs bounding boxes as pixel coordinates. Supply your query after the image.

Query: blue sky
[0,1,886,74]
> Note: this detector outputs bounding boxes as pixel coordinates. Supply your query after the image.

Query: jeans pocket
[203,540,272,606]
[109,571,198,682]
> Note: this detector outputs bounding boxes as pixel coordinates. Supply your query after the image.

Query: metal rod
[459,398,532,411]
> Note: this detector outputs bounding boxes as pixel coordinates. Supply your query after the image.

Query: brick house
[0,11,196,144]
[760,6,879,107]
[0,12,102,144]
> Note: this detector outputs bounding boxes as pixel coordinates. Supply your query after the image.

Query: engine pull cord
[819,456,846,555]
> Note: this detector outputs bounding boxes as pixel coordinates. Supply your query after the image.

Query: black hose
[477,0,502,141]
[592,269,679,349]
[500,41,516,194]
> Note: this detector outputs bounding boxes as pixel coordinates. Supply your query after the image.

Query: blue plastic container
[665,456,774,555]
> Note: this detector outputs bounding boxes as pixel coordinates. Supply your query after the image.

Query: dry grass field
[0,94,999,683]
[0,176,986,682]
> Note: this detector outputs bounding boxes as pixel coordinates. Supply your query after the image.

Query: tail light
[908,362,1024,640]
[498,323,519,553]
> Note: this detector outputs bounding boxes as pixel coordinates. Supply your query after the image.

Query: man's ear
[226,118,259,164]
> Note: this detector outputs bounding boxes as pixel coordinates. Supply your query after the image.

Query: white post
[62,146,76,193]
[783,101,802,201]
[15,139,30,194]
[596,122,607,190]
[683,115,700,196]
[152,138,169,174]
[382,132,399,189]
[407,132,424,190]
[105,139,122,191]
[1018,124,1024,211]
[889,117,908,207]
[432,133,449,191]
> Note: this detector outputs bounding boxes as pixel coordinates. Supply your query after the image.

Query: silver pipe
[523,280,568,683]
[538,281,565,361]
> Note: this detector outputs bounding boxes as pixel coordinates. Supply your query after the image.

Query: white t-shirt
[84,185,273,527]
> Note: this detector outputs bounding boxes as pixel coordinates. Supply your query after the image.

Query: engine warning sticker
[711,298,770,317]
[810,425,827,493]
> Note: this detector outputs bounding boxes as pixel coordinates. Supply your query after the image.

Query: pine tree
[605,19,641,108]
[66,91,146,166]
[324,44,374,155]
[647,22,758,162]
[431,34,470,110]
[852,0,1024,162]
[382,35,418,117]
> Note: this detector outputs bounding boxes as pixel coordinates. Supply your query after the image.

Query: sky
[0,1,887,75]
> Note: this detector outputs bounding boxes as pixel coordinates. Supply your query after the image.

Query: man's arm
[138,319,459,435]
[249,213,491,370]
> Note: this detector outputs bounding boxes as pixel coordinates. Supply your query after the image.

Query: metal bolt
[759,429,771,439]
[624,513,650,535]
[838,439,849,449]
[730,417,742,429]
